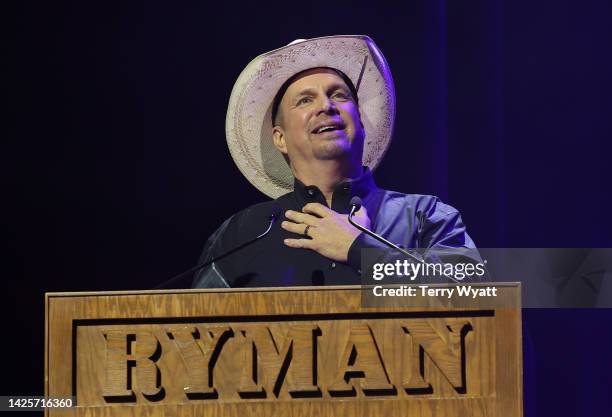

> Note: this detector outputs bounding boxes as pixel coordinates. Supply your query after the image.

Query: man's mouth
[312,123,346,134]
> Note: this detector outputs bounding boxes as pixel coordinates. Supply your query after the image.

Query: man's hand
[281,202,371,262]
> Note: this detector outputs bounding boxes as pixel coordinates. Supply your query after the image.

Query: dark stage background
[3,0,611,415]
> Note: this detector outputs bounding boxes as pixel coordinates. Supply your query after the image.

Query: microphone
[348,197,461,283]
[152,205,281,289]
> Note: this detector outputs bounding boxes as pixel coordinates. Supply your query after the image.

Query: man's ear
[272,126,288,155]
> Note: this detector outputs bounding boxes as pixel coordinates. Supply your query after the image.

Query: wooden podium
[45,284,523,416]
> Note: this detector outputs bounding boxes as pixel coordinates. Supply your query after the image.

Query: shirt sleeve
[417,203,483,271]
[419,201,476,251]
[347,196,479,272]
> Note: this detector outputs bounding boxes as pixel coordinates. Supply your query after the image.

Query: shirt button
[330,262,336,269]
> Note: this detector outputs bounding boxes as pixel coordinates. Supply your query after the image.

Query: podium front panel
[45,284,522,416]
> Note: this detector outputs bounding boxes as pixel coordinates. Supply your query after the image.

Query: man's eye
[332,91,350,100]
[296,97,312,105]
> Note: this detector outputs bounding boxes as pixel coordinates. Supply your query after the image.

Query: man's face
[272,68,365,169]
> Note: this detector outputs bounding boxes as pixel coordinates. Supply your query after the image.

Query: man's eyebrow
[326,83,351,93]
[292,84,351,99]
[292,87,318,99]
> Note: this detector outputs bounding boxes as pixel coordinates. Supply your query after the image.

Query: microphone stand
[152,208,280,289]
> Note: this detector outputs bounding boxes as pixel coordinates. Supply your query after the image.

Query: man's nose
[317,96,338,115]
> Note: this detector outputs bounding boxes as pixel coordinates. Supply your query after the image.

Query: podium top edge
[45,282,521,298]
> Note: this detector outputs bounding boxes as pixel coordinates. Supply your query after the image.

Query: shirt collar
[292,166,379,214]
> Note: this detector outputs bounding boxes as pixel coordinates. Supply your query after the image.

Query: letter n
[401,319,473,395]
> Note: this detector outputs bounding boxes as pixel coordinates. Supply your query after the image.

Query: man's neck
[293,160,362,206]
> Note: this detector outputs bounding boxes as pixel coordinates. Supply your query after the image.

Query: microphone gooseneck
[348,197,422,263]
[153,205,281,289]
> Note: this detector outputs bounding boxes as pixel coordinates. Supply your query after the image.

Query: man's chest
[222,229,361,287]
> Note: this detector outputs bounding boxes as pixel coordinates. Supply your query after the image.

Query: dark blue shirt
[192,168,476,288]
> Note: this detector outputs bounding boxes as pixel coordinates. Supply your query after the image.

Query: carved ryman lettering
[102,330,165,402]
[236,324,321,399]
[328,323,396,396]
[93,316,484,403]
[165,325,233,399]
[401,319,473,394]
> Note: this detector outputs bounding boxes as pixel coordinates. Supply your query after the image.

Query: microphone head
[349,196,363,212]
[270,205,282,221]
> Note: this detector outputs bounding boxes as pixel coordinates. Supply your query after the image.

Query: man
[193,35,476,288]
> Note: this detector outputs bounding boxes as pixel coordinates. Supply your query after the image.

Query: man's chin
[312,141,352,160]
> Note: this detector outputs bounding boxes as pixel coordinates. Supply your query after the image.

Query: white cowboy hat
[226,35,396,198]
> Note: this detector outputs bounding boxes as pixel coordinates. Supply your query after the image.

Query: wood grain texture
[46,284,522,417]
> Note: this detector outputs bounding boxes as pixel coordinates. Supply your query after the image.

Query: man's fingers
[283,238,316,249]
[302,202,332,218]
[285,210,320,225]
[281,221,314,236]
